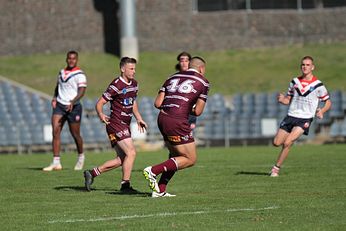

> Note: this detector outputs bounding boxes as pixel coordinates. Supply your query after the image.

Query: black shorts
[52,102,82,123]
[158,112,194,145]
[279,115,313,136]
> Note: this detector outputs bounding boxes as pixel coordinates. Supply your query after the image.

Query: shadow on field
[106,190,151,197]
[23,167,46,171]
[235,171,269,176]
[54,186,113,192]
[54,186,92,192]
[22,167,75,171]
[53,186,152,196]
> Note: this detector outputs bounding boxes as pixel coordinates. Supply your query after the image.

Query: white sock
[77,153,85,162]
[53,156,61,165]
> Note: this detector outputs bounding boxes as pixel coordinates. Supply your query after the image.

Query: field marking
[48,206,279,224]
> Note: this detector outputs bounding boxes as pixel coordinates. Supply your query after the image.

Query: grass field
[1,144,345,230]
[0,43,345,98]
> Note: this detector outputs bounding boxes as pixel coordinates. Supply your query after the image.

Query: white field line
[48,206,279,224]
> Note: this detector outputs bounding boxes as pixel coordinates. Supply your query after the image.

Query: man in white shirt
[270,56,331,177]
[43,50,87,171]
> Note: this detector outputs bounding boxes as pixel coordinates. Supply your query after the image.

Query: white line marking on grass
[48,206,279,224]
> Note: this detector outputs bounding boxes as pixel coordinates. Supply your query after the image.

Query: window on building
[197,0,346,11]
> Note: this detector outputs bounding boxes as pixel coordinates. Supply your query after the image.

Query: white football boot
[74,160,84,170]
[270,166,280,177]
[152,191,176,198]
[143,166,160,192]
[43,163,63,171]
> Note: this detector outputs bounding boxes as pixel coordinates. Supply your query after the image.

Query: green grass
[1,144,345,230]
[0,43,345,98]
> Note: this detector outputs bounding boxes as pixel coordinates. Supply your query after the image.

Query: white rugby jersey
[56,67,87,105]
[287,76,329,119]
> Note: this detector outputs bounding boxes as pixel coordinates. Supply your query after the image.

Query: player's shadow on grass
[235,171,269,176]
[54,186,113,192]
[23,167,74,171]
[54,186,151,196]
[23,167,45,171]
[106,190,151,197]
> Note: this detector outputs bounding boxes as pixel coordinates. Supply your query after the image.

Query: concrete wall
[136,0,346,51]
[0,0,115,55]
[0,0,345,55]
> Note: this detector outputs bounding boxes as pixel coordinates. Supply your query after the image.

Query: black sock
[121,180,130,189]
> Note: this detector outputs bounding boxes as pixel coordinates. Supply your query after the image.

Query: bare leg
[97,156,123,173]
[68,122,84,154]
[273,128,289,148]
[116,138,137,181]
[274,127,304,167]
[170,142,197,170]
[51,114,65,157]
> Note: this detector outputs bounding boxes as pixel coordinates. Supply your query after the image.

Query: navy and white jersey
[57,67,87,105]
[287,76,329,119]
[102,76,138,125]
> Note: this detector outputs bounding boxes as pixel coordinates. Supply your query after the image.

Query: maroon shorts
[106,120,131,147]
[158,112,194,145]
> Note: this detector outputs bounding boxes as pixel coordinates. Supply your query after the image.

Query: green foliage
[0,144,346,230]
[0,43,345,98]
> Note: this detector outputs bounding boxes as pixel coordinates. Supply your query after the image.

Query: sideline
[48,206,279,224]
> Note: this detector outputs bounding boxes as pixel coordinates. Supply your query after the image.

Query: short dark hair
[120,57,137,68]
[67,50,78,57]
[177,51,191,61]
[191,56,206,64]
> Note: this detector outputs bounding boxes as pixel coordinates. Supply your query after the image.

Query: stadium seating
[1,79,345,151]
[329,90,344,118]
[330,121,342,138]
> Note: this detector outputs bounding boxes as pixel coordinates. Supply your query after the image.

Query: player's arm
[133,100,148,133]
[95,97,110,124]
[51,83,59,108]
[66,87,86,112]
[154,92,165,109]
[277,93,291,105]
[316,99,332,119]
[70,87,86,105]
[191,98,206,116]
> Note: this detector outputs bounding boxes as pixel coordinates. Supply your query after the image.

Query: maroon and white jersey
[102,76,138,125]
[159,69,210,119]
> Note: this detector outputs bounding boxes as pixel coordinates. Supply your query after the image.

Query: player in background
[270,56,332,177]
[43,50,87,171]
[84,57,147,193]
[143,56,210,197]
[175,51,197,130]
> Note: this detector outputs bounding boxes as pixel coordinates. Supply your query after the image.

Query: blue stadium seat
[342,92,346,111]
[30,124,46,145]
[329,91,344,118]
[237,117,251,139]
[82,98,95,111]
[82,126,96,143]
[330,121,342,137]
[242,93,255,117]
[231,93,242,115]
[315,110,332,125]
[0,127,7,146]
[20,132,33,146]
[341,119,346,137]
[210,93,226,113]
